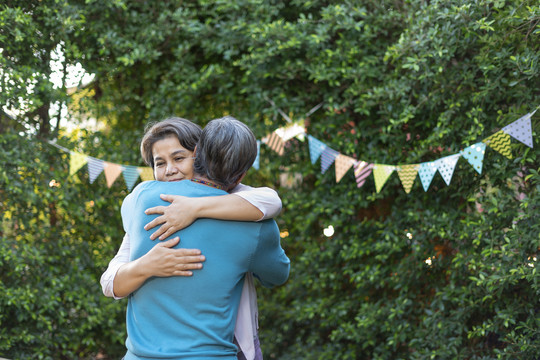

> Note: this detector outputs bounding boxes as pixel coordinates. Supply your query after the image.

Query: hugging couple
[100,115,290,360]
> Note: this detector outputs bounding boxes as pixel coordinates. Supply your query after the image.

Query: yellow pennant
[138,167,154,181]
[397,164,420,194]
[69,152,88,176]
[373,164,395,193]
[483,130,512,159]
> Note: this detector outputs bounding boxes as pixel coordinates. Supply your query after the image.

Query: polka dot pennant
[308,135,327,164]
[373,164,395,193]
[502,111,534,148]
[460,142,486,174]
[418,161,437,192]
[434,154,461,186]
[335,155,356,183]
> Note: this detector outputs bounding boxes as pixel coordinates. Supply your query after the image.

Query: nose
[165,163,179,176]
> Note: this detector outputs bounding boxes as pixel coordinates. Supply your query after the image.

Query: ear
[192,145,197,157]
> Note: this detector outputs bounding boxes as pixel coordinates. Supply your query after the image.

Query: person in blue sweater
[121,116,290,360]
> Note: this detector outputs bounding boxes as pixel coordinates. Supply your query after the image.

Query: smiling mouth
[168,178,184,182]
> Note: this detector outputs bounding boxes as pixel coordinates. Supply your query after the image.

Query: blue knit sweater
[121,180,290,360]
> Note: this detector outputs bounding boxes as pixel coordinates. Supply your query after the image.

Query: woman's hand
[144,194,200,240]
[140,237,205,277]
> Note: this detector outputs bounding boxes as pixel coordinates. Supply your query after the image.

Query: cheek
[154,168,165,181]
[182,160,195,178]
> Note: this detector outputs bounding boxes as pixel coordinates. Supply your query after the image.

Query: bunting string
[260,107,537,193]
[47,107,536,194]
[48,140,153,191]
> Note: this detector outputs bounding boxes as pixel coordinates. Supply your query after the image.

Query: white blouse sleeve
[230,183,282,220]
[100,233,131,300]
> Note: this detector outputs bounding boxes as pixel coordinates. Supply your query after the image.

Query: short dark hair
[140,117,202,168]
[193,116,257,190]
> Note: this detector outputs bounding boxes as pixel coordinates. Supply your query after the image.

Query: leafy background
[0,0,539,359]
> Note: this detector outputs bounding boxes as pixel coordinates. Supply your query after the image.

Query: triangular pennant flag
[122,165,140,191]
[335,155,356,183]
[483,130,512,159]
[103,162,123,188]
[87,157,104,184]
[373,164,395,193]
[354,161,373,188]
[264,132,285,156]
[307,135,327,164]
[434,154,461,186]
[275,120,306,142]
[320,147,339,174]
[460,142,486,174]
[418,161,437,192]
[138,167,154,181]
[397,164,420,194]
[502,111,534,148]
[253,140,261,170]
[69,152,88,176]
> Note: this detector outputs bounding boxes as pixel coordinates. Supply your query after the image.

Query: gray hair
[193,116,257,190]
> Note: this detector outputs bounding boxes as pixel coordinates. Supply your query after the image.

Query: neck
[190,177,223,190]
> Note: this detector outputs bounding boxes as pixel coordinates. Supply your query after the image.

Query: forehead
[152,135,191,158]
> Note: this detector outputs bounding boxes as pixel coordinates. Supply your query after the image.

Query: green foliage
[0,131,132,359]
[1,0,539,359]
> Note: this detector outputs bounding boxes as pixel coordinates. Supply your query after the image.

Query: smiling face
[152,135,194,182]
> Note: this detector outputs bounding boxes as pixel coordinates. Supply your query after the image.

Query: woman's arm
[100,233,131,299]
[100,234,205,299]
[113,237,205,298]
[145,185,282,241]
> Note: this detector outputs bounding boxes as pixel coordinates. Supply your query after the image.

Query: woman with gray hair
[193,116,259,191]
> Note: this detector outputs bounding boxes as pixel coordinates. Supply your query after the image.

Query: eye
[175,156,186,162]
[155,161,165,167]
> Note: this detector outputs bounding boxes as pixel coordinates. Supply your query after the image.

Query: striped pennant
[264,132,285,156]
[483,130,512,159]
[353,161,373,188]
[122,165,140,191]
[307,135,327,164]
[397,164,420,194]
[320,147,339,174]
[252,140,261,170]
[87,157,104,184]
